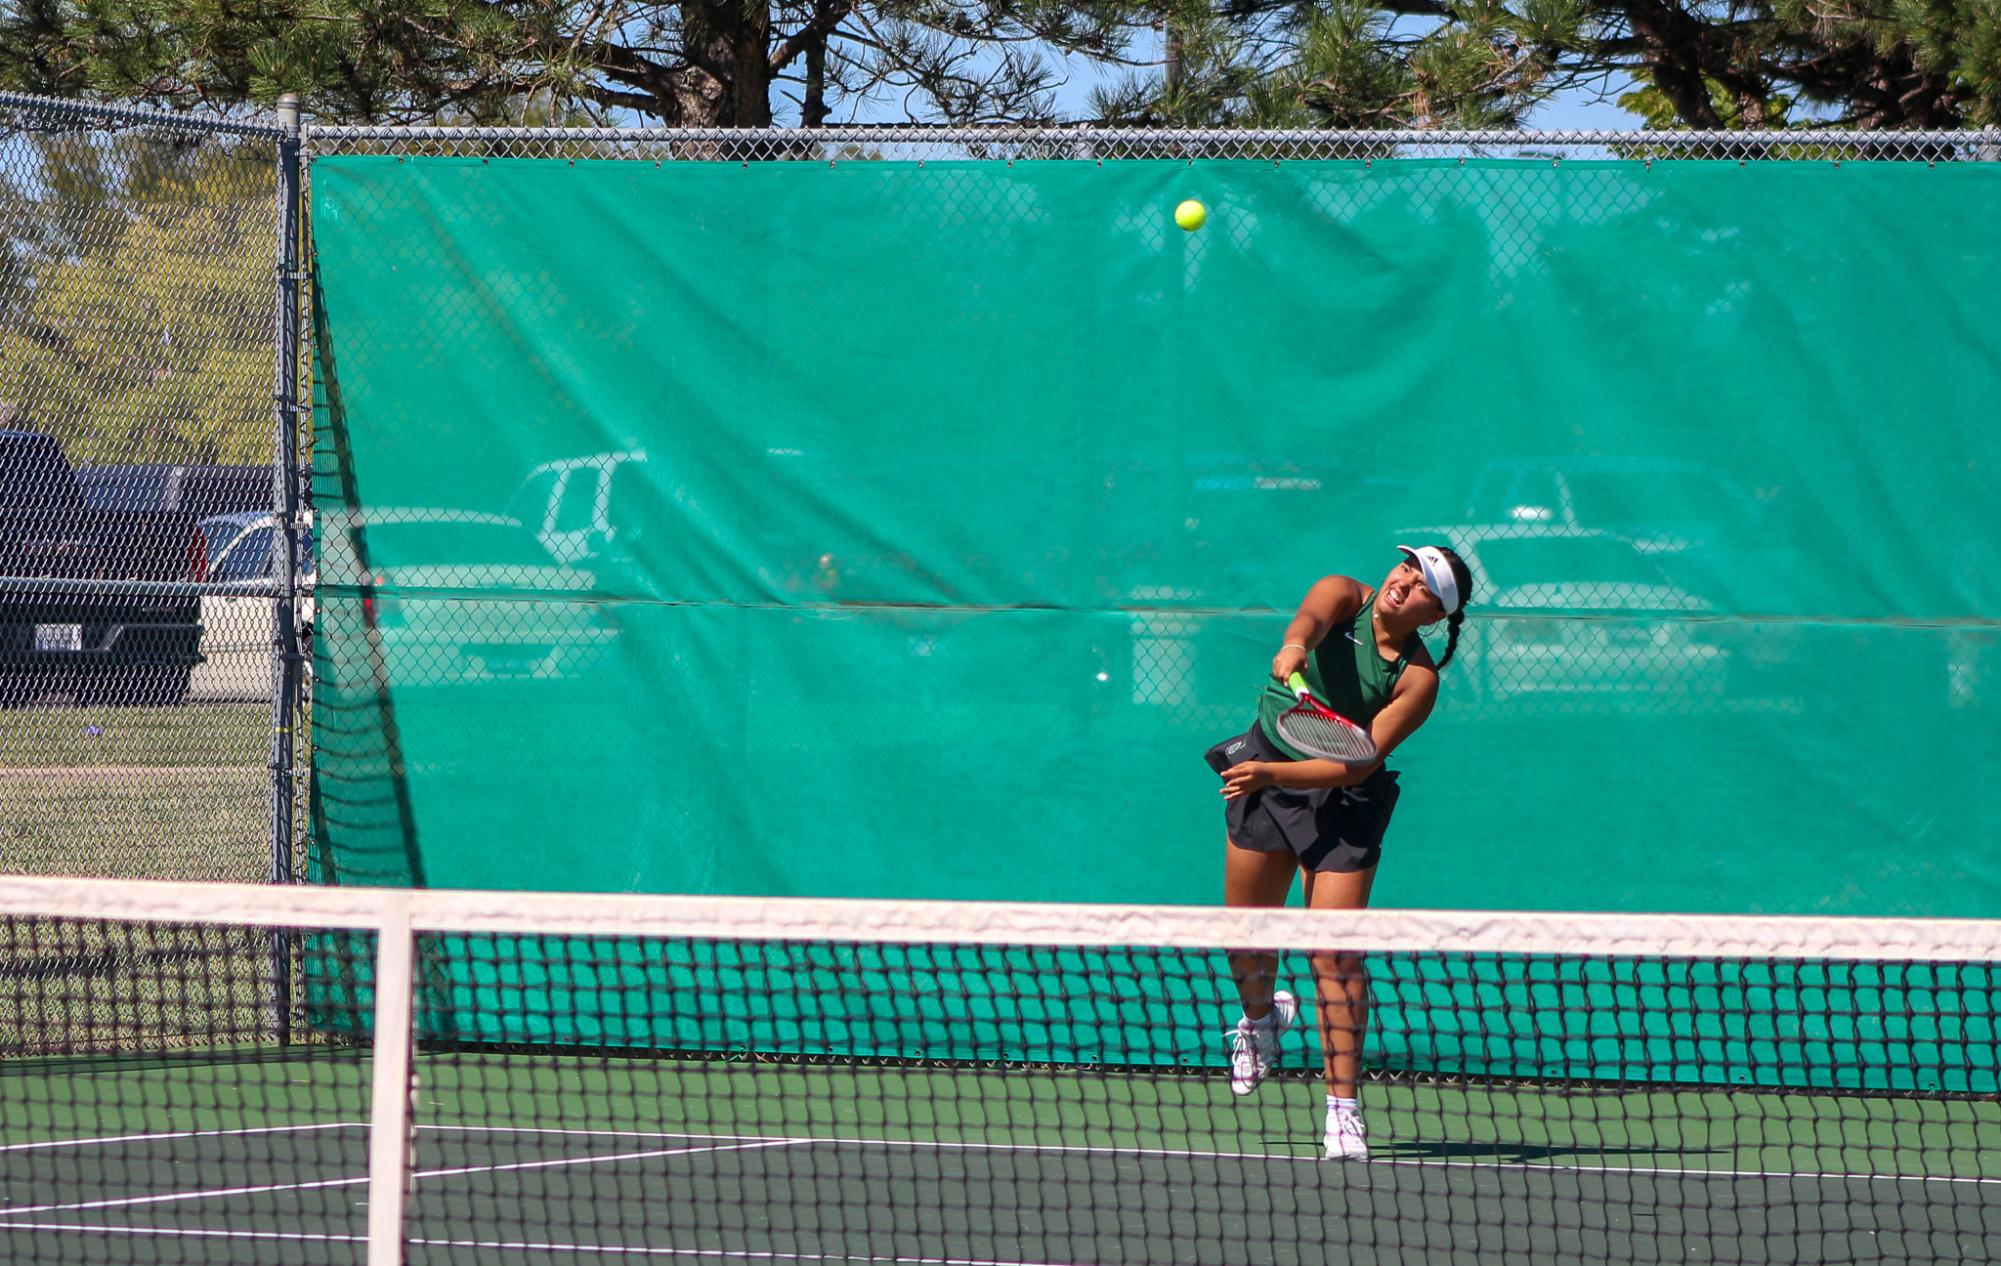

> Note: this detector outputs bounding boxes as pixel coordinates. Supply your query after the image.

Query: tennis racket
[1275,673,1378,763]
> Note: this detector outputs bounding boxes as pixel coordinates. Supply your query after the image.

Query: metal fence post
[269,90,305,1044]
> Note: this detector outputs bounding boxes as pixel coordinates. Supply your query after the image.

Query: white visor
[1395,545,1462,616]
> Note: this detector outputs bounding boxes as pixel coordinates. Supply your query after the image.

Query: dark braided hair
[1431,546,1475,670]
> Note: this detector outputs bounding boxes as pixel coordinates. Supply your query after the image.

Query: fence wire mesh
[302,125,2001,163]
[6,109,2000,903]
[0,92,303,885]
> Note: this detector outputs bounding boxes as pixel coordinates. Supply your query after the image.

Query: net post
[366,893,416,1266]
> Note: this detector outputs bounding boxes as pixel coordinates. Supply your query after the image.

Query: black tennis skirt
[1203,724,1402,874]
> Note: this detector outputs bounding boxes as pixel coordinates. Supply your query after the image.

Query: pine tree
[3,1,1995,130]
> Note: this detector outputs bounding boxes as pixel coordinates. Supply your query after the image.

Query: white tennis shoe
[1227,990,1297,1096]
[1324,1103,1370,1161]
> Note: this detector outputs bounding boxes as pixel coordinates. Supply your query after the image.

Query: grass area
[0,767,271,880]
[0,919,292,1069]
[0,702,282,880]
[0,702,270,768]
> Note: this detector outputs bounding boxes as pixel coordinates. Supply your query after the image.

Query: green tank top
[1255,592,1413,760]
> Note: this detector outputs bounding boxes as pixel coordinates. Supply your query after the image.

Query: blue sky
[820,30,1645,130]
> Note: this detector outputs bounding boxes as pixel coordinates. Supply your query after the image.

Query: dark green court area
[4,1052,1997,1264]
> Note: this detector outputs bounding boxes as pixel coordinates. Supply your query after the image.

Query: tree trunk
[1617,0,1725,129]
[730,7,775,126]
[804,31,831,126]
[661,64,728,125]
[674,2,773,126]
[1850,49,1957,129]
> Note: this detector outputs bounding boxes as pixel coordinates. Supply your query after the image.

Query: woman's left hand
[1219,761,1274,799]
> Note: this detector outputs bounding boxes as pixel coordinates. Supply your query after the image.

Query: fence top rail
[301,125,1997,145]
[3,874,1999,960]
[0,90,284,139]
[299,123,2001,156]
[3,104,1991,154]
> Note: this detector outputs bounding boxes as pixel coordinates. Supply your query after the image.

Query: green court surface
[5,1050,1998,1264]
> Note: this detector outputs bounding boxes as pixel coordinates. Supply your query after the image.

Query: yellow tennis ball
[1174,199,1207,231]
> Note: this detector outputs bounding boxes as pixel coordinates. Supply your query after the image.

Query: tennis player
[1203,544,1473,1160]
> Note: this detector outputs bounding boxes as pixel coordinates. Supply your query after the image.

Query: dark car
[76,462,274,520]
[0,431,208,706]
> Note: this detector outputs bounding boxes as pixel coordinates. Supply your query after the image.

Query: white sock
[1327,1095,1359,1115]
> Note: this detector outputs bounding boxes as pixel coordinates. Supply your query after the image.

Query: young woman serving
[1203,544,1474,1160]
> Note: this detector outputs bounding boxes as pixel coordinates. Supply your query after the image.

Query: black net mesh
[3,882,1996,1264]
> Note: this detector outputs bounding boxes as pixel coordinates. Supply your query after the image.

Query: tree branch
[771,0,858,74]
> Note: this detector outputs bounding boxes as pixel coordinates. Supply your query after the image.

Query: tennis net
[1,875,1996,1264]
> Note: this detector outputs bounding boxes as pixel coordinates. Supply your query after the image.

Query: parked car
[503,451,648,566]
[0,430,207,706]
[506,448,815,599]
[1460,456,1772,557]
[316,508,616,688]
[1460,533,1731,706]
[76,462,274,520]
[188,511,315,702]
[1392,524,1736,712]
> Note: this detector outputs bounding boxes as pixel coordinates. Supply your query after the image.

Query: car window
[4,437,86,509]
[181,470,272,518]
[73,465,167,510]
[1503,470,1564,524]
[605,462,669,540]
[215,526,275,582]
[1466,467,1562,523]
[202,519,251,566]
[553,471,602,533]
[503,469,559,528]
[1564,469,1750,540]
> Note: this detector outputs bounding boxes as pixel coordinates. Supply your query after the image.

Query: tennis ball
[1174,199,1207,232]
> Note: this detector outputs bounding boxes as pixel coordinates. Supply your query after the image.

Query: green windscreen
[299,929,1995,1095]
[308,156,2001,918]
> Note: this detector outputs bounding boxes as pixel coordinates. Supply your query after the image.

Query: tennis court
[5,1056,1999,1264]
[4,879,1999,1264]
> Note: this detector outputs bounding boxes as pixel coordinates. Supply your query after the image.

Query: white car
[503,451,649,566]
[1460,456,1771,557]
[188,511,314,702]
[1434,532,1733,709]
[315,508,616,688]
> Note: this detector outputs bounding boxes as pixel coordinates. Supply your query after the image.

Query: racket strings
[1276,708,1375,761]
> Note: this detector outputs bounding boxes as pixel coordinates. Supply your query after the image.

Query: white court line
[0,1222,1069,1265]
[12,1118,1996,1189]
[414,1123,2001,1187]
[405,1237,1074,1266]
[0,1172,370,1218]
[0,1222,362,1246]
[413,1138,804,1182]
[4,1137,1998,1266]
[0,1138,806,1218]
[12,1118,2000,1190]
[0,1122,364,1153]
[4,1124,1993,1227]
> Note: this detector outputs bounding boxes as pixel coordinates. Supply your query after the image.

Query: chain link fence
[0,92,306,885]
[4,113,1997,902]
[303,124,2001,162]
